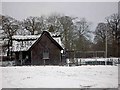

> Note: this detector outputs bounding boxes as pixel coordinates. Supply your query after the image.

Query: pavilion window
[43,48,49,59]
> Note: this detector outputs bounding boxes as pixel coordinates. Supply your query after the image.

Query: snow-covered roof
[12,36,38,52]
[12,33,62,52]
[12,35,41,51]
[12,40,37,51]
[53,37,62,47]
[49,32,60,37]
[12,35,40,40]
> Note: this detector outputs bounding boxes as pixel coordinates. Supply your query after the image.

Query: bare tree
[94,23,107,50]
[75,18,91,37]
[95,23,107,42]
[106,13,120,57]
[2,15,19,56]
[74,18,91,51]
[59,16,75,50]
[47,13,62,33]
[15,20,31,35]
[23,16,47,35]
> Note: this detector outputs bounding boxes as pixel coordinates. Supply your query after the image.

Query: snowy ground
[2,65,118,88]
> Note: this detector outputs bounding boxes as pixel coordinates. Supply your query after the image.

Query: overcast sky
[1,2,118,33]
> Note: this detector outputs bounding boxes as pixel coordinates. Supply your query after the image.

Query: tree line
[94,13,120,57]
[0,13,120,57]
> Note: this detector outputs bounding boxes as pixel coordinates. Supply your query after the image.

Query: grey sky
[1,2,118,31]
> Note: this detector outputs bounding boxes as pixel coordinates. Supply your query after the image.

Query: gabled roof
[29,31,63,50]
[12,31,63,52]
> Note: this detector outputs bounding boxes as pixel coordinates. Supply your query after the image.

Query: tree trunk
[7,40,10,56]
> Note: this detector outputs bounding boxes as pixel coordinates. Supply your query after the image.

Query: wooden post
[19,52,22,65]
[105,29,107,65]
[105,58,107,65]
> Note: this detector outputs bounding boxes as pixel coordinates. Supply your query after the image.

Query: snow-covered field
[2,65,118,88]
